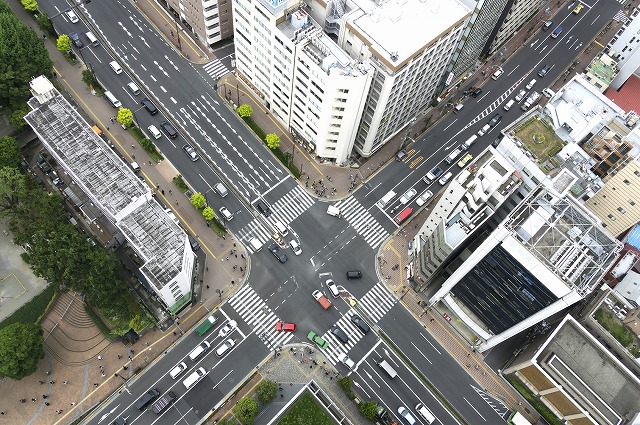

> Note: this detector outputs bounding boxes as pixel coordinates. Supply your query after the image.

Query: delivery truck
[312,290,332,310]
[195,315,218,336]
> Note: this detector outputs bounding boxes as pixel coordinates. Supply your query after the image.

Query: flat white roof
[348,0,470,64]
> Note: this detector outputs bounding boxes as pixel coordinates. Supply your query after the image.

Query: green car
[307,331,329,349]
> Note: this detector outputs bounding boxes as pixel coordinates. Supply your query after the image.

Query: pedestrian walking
[118,355,123,359]
[148,161,152,165]
[70,402,75,406]
[43,395,48,399]
[176,200,179,205]
[45,402,50,406]
[63,381,68,385]
[32,398,36,403]
[39,380,45,385]
[161,190,165,195]
[45,371,50,375]
[50,381,54,385]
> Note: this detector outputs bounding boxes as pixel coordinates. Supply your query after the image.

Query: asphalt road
[37,0,623,424]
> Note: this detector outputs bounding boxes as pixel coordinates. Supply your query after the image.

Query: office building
[24,76,195,313]
[504,315,640,425]
[412,146,522,290]
[233,0,471,164]
[608,8,640,91]
[429,184,622,351]
[487,0,545,55]
[585,161,640,237]
[163,0,233,46]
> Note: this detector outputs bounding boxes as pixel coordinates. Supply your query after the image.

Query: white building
[487,0,545,55]
[429,184,622,351]
[24,76,195,313]
[164,0,234,47]
[608,8,640,91]
[233,0,471,164]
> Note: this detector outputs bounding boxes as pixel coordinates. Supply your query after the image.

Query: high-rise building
[233,0,471,164]
[24,76,195,313]
[608,8,640,91]
[585,161,640,237]
[487,0,545,56]
[163,0,233,47]
[429,184,622,351]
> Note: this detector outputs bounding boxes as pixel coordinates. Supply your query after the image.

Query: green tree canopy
[20,0,38,12]
[36,12,54,36]
[232,397,258,425]
[0,136,22,168]
[202,206,214,221]
[117,108,133,128]
[265,133,280,150]
[0,166,27,211]
[56,34,71,53]
[0,12,53,108]
[191,192,206,209]
[0,323,45,379]
[255,379,277,405]
[237,103,252,118]
[359,401,378,421]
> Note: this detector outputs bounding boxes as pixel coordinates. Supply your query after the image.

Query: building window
[618,207,626,214]
[630,200,636,206]
[624,178,631,185]
[608,214,616,221]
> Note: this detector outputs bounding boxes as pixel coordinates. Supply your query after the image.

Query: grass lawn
[594,308,639,356]
[513,118,564,164]
[277,392,334,425]
[0,285,56,329]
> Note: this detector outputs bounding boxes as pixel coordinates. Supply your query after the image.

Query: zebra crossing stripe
[202,60,229,80]
[358,282,398,323]
[237,219,272,251]
[335,197,389,249]
[270,187,314,224]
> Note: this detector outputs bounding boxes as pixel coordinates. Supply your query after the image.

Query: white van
[526,79,536,90]
[104,91,121,108]
[445,147,462,164]
[188,341,210,361]
[377,190,397,208]
[127,82,141,96]
[453,104,464,113]
[109,61,123,74]
[415,404,436,424]
[377,359,397,379]
[274,221,288,237]
[148,125,161,140]
[169,362,188,379]
[462,135,478,149]
[491,67,504,80]
[182,367,206,390]
[503,99,515,111]
[250,238,262,252]
[215,183,228,197]
[327,205,341,217]
[85,31,99,46]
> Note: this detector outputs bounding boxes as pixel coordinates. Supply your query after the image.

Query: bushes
[506,375,563,425]
[337,376,355,400]
[256,379,277,405]
[0,285,56,329]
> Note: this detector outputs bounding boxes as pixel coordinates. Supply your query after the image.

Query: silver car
[397,406,416,425]
[514,89,527,102]
[218,320,237,339]
[399,188,417,204]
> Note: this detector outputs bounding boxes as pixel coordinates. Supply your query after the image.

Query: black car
[351,315,370,334]
[538,64,551,78]
[36,154,53,174]
[269,244,287,263]
[330,325,349,344]
[489,113,502,127]
[160,121,178,139]
[134,388,160,411]
[346,270,362,279]
[141,98,158,115]
[255,200,271,217]
[471,88,483,98]
[69,32,83,48]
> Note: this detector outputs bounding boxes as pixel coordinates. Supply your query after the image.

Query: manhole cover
[229,377,234,383]
[277,286,282,292]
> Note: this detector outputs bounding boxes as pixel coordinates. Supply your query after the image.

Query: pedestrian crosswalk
[322,310,367,365]
[357,282,398,323]
[613,10,629,23]
[269,186,315,225]
[236,219,271,252]
[227,285,294,350]
[202,59,229,81]
[334,197,388,249]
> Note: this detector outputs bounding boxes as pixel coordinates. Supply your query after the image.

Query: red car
[275,321,296,332]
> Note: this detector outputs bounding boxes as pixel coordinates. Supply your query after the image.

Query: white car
[439,172,453,186]
[219,207,233,221]
[289,239,302,255]
[399,188,417,204]
[398,406,417,425]
[514,89,527,102]
[66,10,79,23]
[164,209,180,227]
[338,353,357,371]
[215,338,235,357]
[326,279,340,298]
[415,190,433,207]
[218,320,237,339]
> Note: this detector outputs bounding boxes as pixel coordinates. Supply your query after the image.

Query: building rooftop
[606,74,640,116]
[346,0,470,67]
[24,76,188,292]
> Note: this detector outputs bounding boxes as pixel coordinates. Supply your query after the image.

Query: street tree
[265,133,280,150]
[0,167,27,211]
[255,379,277,404]
[191,192,206,209]
[0,323,45,379]
[359,400,378,421]
[0,12,53,108]
[216,419,235,425]
[232,397,258,425]
[202,206,214,221]
[129,315,147,333]
[56,34,71,53]
[20,0,38,12]
[117,108,133,128]
[36,12,54,36]
[7,104,31,130]
[0,136,21,168]
[237,103,252,118]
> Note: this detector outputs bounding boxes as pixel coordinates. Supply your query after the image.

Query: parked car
[415,190,433,207]
[458,153,473,168]
[488,113,502,127]
[542,20,553,30]
[573,3,584,14]
[537,64,551,78]
[399,188,417,204]
[514,89,527,102]
[69,32,83,48]
[471,88,483,98]
[66,10,79,23]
